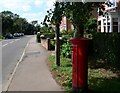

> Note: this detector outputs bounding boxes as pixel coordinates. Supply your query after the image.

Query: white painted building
[97,0,120,32]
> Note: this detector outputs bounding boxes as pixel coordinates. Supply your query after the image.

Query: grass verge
[48,55,120,93]
[48,55,72,91]
[0,35,4,40]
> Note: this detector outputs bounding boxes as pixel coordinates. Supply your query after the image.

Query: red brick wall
[117,0,120,10]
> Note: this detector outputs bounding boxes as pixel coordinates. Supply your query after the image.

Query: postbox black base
[72,86,88,93]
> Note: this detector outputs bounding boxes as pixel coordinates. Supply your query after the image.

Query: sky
[0,0,56,24]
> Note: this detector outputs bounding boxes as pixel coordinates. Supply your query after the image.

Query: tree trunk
[74,26,84,38]
[78,26,84,38]
[55,23,60,66]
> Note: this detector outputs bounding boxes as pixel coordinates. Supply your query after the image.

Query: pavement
[2,36,32,91]
[6,36,63,91]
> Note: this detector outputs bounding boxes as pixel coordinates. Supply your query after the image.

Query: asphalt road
[1,35,33,90]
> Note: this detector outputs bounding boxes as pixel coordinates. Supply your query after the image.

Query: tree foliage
[1,11,40,35]
[43,2,98,37]
[43,2,65,66]
[64,2,97,37]
[43,1,99,66]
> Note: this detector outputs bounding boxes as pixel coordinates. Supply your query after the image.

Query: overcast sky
[0,0,56,24]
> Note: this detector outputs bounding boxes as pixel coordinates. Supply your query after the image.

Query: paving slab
[8,36,62,91]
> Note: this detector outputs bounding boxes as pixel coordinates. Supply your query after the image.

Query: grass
[48,55,120,93]
[0,34,5,40]
[88,68,120,93]
[48,55,72,91]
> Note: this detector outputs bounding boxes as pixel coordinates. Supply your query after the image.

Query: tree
[85,18,97,34]
[64,2,96,37]
[43,1,100,66]
[1,10,38,35]
[51,2,65,66]
[43,2,65,66]
[31,20,40,34]
[31,20,38,26]
[1,11,14,35]
[35,24,40,34]
[13,18,27,33]
[43,1,98,66]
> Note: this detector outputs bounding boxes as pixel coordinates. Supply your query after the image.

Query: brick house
[97,0,120,32]
[60,16,74,31]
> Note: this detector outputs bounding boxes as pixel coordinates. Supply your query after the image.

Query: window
[106,0,117,11]
[113,18,118,32]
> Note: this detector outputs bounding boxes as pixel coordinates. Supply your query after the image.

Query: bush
[61,40,72,58]
[0,35,2,39]
[0,35,3,39]
[44,33,55,39]
[40,33,55,39]
[85,18,97,34]
[50,39,55,50]
[92,32,120,69]
[36,32,40,43]
[61,30,74,39]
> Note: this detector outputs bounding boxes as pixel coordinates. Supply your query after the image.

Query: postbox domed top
[70,38,89,45]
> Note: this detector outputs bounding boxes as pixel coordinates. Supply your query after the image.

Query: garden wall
[41,38,55,50]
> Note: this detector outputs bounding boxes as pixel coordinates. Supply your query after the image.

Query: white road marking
[9,41,14,44]
[2,39,20,48]
[2,43,9,47]
[15,39,20,41]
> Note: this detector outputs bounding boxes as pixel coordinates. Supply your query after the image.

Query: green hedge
[36,32,41,43]
[50,39,55,50]
[61,40,72,58]
[41,33,55,39]
[92,32,120,69]
[0,34,5,39]
[49,39,66,51]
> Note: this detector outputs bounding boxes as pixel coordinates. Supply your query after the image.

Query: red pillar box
[70,38,89,92]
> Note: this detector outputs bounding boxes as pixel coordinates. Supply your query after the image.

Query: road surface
[1,35,34,90]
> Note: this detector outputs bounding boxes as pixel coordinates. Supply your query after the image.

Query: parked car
[21,33,24,36]
[13,33,20,37]
[19,33,24,36]
[4,34,14,39]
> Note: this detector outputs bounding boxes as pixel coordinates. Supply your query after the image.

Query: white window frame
[106,0,117,11]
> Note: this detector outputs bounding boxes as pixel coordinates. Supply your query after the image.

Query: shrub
[40,33,55,39]
[61,30,75,39]
[85,18,97,34]
[61,40,72,58]
[50,39,55,50]
[0,34,3,39]
[92,32,120,69]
